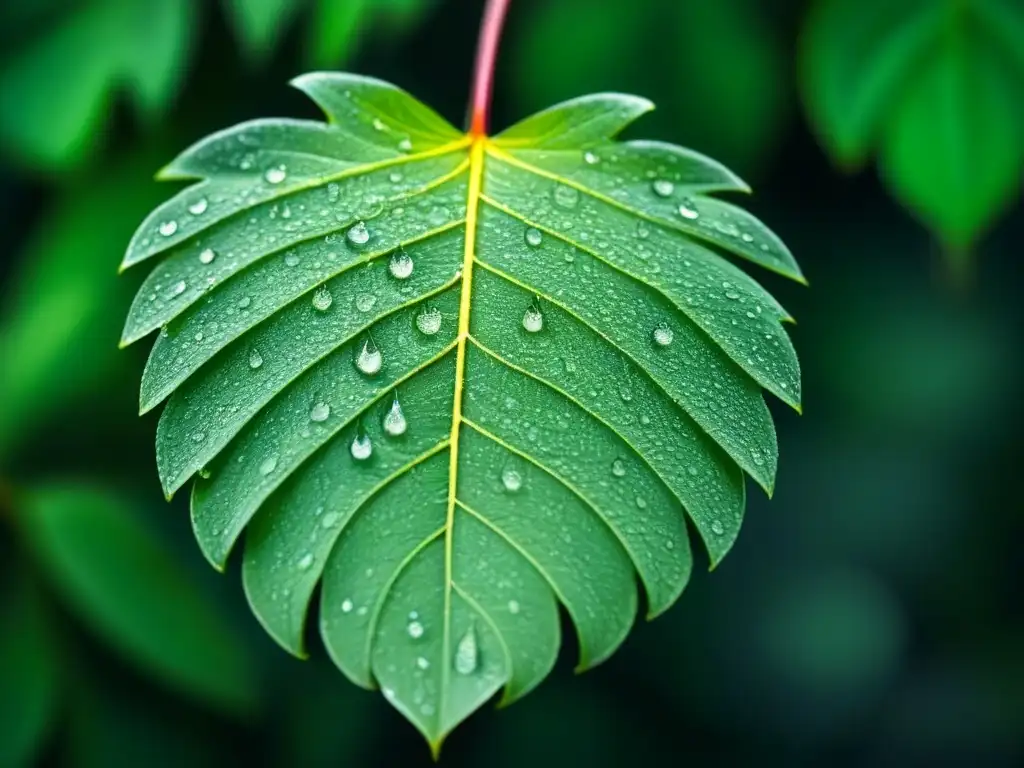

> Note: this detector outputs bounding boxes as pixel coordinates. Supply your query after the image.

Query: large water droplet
[249,348,264,369]
[188,198,208,215]
[678,199,700,220]
[501,465,523,492]
[259,455,278,476]
[554,184,579,208]
[346,221,370,246]
[312,285,333,311]
[389,249,413,279]
[652,323,674,347]
[355,339,382,375]
[383,397,407,436]
[350,433,373,461]
[198,248,216,265]
[652,179,675,197]
[159,220,178,237]
[416,306,442,336]
[611,458,627,477]
[341,598,353,613]
[264,166,287,184]
[310,401,331,422]
[407,620,424,639]
[522,305,543,333]
[170,280,187,297]
[524,227,543,247]
[454,627,478,675]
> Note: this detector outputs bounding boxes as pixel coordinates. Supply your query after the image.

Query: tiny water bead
[159,220,178,237]
[264,165,287,184]
[388,249,413,279]
[501,466,523,492]
[611,458,627,477]
[259,455,279,476]
[454,627,478,675]
[170,280,187,296]
[346,220,370,245]
[383,398,407,436]
[297,553,314,571]
[312,285,333,311]
[355,293,378,313]
[416,657,430,670]
[652,323,674,347]
[553,184,579,208]
[652,179,675,197]
[397,138,413,152]
[198,248,216,265]
[284,253,300,267]
[507,600,521,615]
[341,599,354,613]
[583,150,600,165]
[322,512,340,529]
[355,339,382,375]
[711,520,725,535]
[678,199,700,220]
[350,434,373,461]
[416,306,442,336]
[248,348,264,369]
[524,227,543,247]
[188,198,208,215]
[407,620,424,639]
[309,401,331,423]
[522,305,544,333]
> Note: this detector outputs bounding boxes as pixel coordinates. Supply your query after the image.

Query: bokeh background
[1,0,1022,766]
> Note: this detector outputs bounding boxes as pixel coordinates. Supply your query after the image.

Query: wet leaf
[121,72,802,750]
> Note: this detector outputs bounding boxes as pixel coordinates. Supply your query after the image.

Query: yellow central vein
[441,137,485,724]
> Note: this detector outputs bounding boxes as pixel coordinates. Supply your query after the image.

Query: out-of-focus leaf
[223,0,304,61]
[0,147,173,464]
[0,569,59,768]
[120,72,802,749]
[0,0,193,169]
[308,0,368,68]
[513,0,788,174]
[18,483,257,715]
[800,0,1024,254]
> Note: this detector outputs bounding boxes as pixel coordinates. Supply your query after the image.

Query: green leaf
[222,0,304,61]
[0,569,59,768]
[513,0,789,175]
[0,0,193,169]
[121,72,802,750]
[800,0,1024,251]
[18,483,256,715]
[0,146,174,464]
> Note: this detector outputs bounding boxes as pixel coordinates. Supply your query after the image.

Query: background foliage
[0,0,1021,765]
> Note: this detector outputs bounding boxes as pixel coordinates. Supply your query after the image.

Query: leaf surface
[800,0,1024,253]
[122,73,802,749]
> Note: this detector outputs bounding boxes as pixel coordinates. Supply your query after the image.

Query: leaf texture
[121,73,803,749]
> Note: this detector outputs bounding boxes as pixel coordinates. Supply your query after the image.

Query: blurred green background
[1,0,1022,765]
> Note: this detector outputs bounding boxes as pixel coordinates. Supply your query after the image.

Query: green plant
[121,0,803,752]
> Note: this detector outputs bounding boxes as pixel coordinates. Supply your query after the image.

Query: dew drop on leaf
[524,227,543,247]
[522,305,544,333]
[312,285,333,311]
[383,397,407,436]
[355,293,377,313]
[416,656,430,669]
[711,520,725,535]
[355,339,382,375]
[397,138,413,152]
[454,626,478,675]
[248,348,263,369]
[309,401,331,422]
[350,433,373,461]
[553,184,579,208]
[416,307,442,336]
[651,179,674,197]
[264,166,287,184]
[678,199,700,220]
[341,599,353,613]
[199,248,216,265]
[259,455,278,476]
[188,198,208,215]
[611,458,627,477]
[159,220,178,237]
[170,280,187,297]
[346,221,370,246]
[507,600,521,615]
[501,466,523,492]
[407,620,424,639]
[297,553,314,571]
[389,249,414,279]
[583,150,600,165]
[652,323,674,347]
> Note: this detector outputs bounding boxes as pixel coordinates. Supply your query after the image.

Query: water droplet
[725,291,740,300]
[687,466,699,477]
[652,179,675,197]
[611,458,627,477]
[583,151,600,165]
[198,248,216,265]
[383,397,407,436]
[322,512,340,528]
[346,221,370,245]
[192,431,206,443]
[259,455,278,476]
[350,433,373,461]
[416,307,442,336]
[416,656,430,669]
[522,305,543,333]
[524,227,543,247]
[312,285,333,311]
[678,199,700,220]
[355,339,382,375]
[284,253,300,267]
[198,466,212,480]
[170,280,187,297]
[711,520,725,535]
[397,138,413,152]
[298,553,314,571]
[652,323,674,347]
[553,184,579,208]
[501,466,522,492]
[636,221,650,239]
[355,293,377,313]
[159,220,178,237]
[454,627,478,674]
[264,166,287,184]
[310,401,331,422]
[194,332,203,342]
[248,348,264,369]
[341,598,353,613]
[238,296,252,309]
[507,600,520,615]
[389,249,413,279]
[407,620,424,639]
[327,183,340,202]
[389,171,403,183]
[635,496,647,509]
[188,198,208,215]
